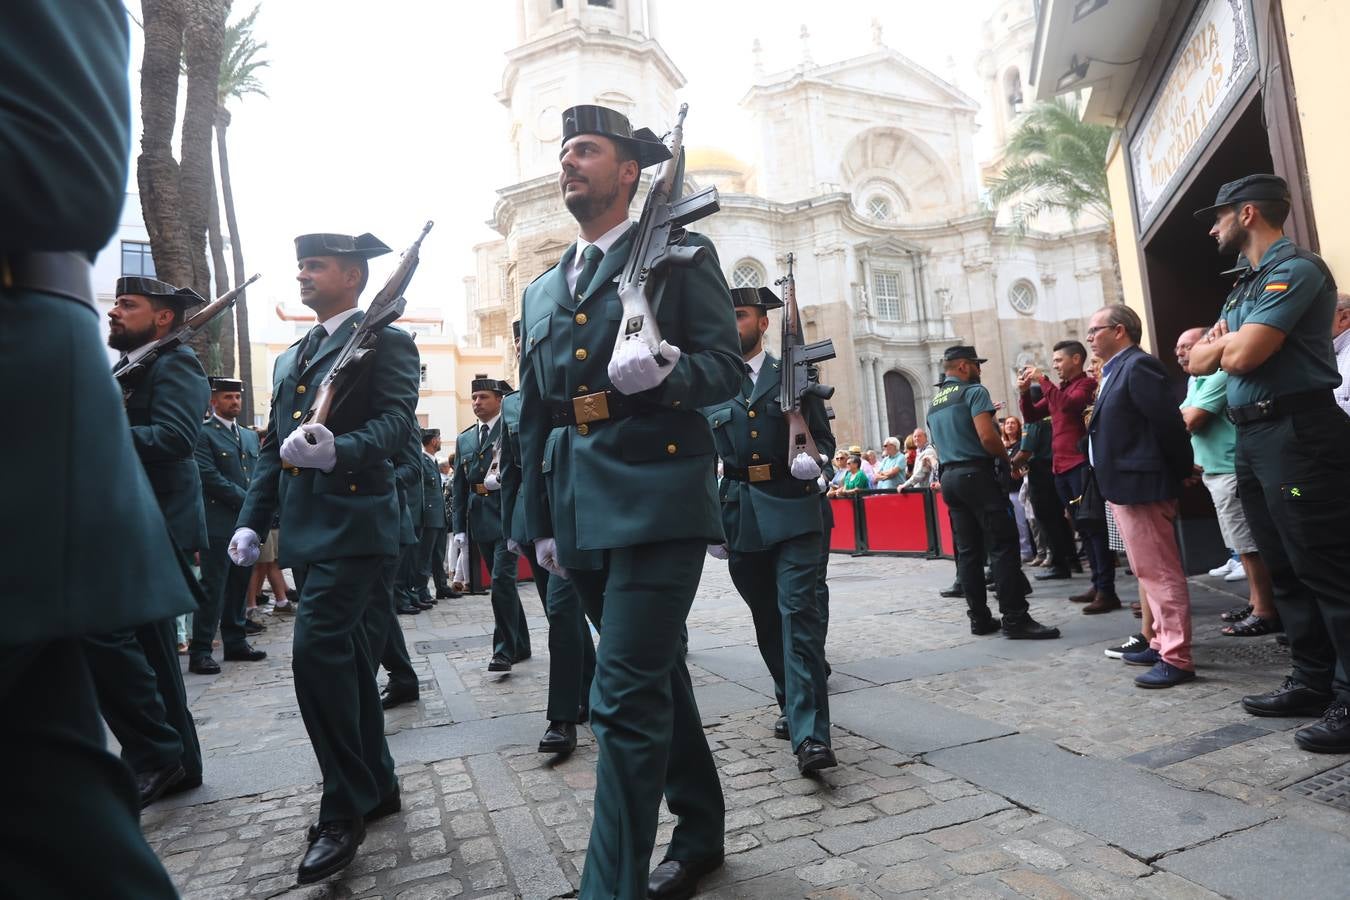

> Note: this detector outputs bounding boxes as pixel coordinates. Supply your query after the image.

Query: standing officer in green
[501,320,596,755]
[452,377,531,672]
[703,286,837,774]
[191,376,267,673]
[517,104,740,900]
[2,3,186,894]
[415,428,448,606]
[367,427,424,709]
[89,273,209,804]
[229,232,420,883]
[1189,175,1350,753]
[928,346,1061,640]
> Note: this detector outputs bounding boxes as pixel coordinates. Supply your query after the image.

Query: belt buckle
[283,463,301,476]
[748,464,772,483]
[474,484,489,496]
[572,391,610,426]
[1256,399,1273,418]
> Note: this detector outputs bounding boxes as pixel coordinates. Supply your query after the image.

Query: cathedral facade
[466,0,1119,446]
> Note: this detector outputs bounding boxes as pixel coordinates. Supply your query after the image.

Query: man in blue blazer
[1086,304,1196,688]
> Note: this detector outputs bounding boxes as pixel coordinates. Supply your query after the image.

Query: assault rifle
[776,253,835,462]
[113,273,261,401]
[302,220,433,437]
[612,103,721,365]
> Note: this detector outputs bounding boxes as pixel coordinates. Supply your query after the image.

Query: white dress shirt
[1334,328,1350,417]
[565,219,633,296]
[317,306,362,336]
[743,349,767,387]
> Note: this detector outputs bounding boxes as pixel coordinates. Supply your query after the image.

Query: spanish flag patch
[1264,283,1289,292]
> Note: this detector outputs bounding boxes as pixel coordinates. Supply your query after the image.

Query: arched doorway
[883,370,917,441]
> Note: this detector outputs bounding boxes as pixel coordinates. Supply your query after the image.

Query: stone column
[858,353,879,448]
[872,356,889,443]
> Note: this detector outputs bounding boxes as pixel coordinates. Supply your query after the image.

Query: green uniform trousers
[571,540,724,900]
[191,540,250,660]
[817,495,832,634]
[85,615,202,781]
[1,640,177,898]
[480,539,530,661]
[728,531,832,750]
[365,553,419,694]
[526,550,596,723]
[430,528,450,591]
[292,556,397,822]
[395,539,421,608]
[416,526,447,600]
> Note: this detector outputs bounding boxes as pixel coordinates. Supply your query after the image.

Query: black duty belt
[0,251,94,309]
[1227,390,1335,425]
[549,390,648,434]
[472,483,489,496]
[722,462,790,483]
[939,459,994,476]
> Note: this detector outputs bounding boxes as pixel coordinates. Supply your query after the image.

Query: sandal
[1220,604,1253,622]
[1223,614,1282,637]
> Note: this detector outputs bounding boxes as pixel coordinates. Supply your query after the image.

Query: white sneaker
[1224,564,1248,582]
[1208,559,1236,577]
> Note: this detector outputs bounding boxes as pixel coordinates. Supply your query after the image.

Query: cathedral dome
[685,146,748,176]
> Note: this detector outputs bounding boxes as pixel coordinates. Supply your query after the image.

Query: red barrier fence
[827,488,953,559]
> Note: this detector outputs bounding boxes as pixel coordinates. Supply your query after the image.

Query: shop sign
[1130,0,1258,231]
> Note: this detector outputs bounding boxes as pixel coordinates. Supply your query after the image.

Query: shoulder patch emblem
[1263,283,1289,293]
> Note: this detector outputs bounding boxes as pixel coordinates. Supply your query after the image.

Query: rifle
[302,220,433,437]
[612,103,721,365]
[776,253,835,463]
[113,273,261,401]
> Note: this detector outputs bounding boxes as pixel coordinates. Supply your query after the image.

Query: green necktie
[741,363,754,399]
[575,244,603,298]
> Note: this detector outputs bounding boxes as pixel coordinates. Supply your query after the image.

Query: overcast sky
[123,0,999,341]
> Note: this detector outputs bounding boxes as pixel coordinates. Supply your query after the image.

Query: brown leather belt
[0,251,94,309]
[473,483,489,495]
[722,462,789,483]
[548,390,648,431]
[1227,389,1335,425]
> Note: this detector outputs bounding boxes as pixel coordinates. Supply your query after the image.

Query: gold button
[296,385,306,394]
[575,348,588,361]
[751,453,761,460]
[577,423,590,436]
[748,410,756,418]
[666,443,678,455]
[750,430,759,438]
[349,484,357,492]
[576,385,589,394]
[292,411,302,420]
[575,312,588,325]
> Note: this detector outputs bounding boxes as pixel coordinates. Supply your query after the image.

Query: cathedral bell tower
[499,0,686,184]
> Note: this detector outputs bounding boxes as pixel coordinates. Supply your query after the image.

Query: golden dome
[684,146,747,174]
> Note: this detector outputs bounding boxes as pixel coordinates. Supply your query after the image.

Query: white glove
[280,423,337,472]
[452,550,468,585]
[817,475,829,493]
[790,452,822,480]
[607,338,682,396]
[535,538,569,579]
[453,532,467,549]
[707,543,729,560]
[507,538,523,557]
[228,527,261,567]
[484,471,500,491]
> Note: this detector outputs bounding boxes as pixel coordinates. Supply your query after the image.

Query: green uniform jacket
[236,312,420,565]
[1,0,197,645]
[499,390,529,546]
[394,430,423,547]
[125,346,211,552]
[195,416,260,545]
[517,228,741,567]
[702,354,835,552]
[418,451,446,530]
[451,416,505,543]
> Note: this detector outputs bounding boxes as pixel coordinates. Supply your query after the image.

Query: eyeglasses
[1085,324,1119,338]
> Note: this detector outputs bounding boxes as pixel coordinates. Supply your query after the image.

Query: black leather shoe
[773,716,790,741]
[796,738,838,775]
[538,721,577,754]
[1242,677,1332,718]
[1002,616,1061,640]
[488,653,512,672]
[515,650,532,663]
[136,763,186,808]
[188,656,220,675]
[939,581,964,598]
[435,586,460,599]
[970,615,1002,636]
[414,598,434,610]
[162,771,202,798]
[244,619,266,635]
[381,682,419,710]
[396,603,421,615]
[1295,703,1350,753]
[224,643,267,662]
[1034,568,1072,581]
[648,853,724,900]
[367,784,402,822]
[297,818,365,885]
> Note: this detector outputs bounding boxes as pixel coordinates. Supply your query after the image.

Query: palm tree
[216,4,268,422]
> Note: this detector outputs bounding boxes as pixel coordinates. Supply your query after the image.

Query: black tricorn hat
[115,276,205,309]
[561,104,672,169]
[421,428,441,443]
[294,232,392,260]
[209,376,244,393]
[942,345,988,364]
[1193,174,1291,221]
[730,286,783,311]
[470,375,509,395]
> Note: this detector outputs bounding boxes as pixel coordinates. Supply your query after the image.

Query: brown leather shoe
[1082,591,1122,614]
[1069,588,1096,604]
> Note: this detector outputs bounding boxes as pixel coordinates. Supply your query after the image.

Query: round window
[1009,280,1036,315]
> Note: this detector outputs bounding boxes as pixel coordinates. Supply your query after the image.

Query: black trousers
[1026,462,1076,571]
[191,539,250,659]
[1054,463,1115,593]
[364,552,419,693]
[940,463,1029,622]
[1236,410,1350,700]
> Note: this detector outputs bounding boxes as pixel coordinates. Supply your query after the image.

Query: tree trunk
[216,105,255,423]
[205,172,234,375]
[137,0,191,287]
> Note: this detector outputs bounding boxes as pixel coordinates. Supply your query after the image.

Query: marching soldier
[366,427,424,710]
[86,273,209,806]
[191,376,268,673]
[452,378,531,672]
[928,346,1061,640]
[517,104,740,900]
[2,4,185,894]
[501,320,596,755]
[703,286,838,774]
[229,231,420,884]
[415,429,448,606]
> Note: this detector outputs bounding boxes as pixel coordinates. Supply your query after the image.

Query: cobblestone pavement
[140,553,1350,899]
